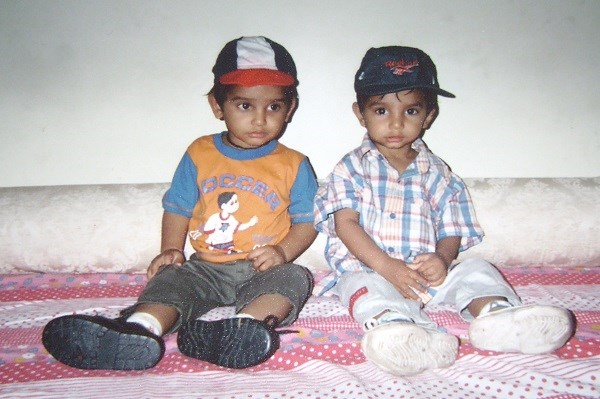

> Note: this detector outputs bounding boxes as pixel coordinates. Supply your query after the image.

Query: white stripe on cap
[235,36,278,71]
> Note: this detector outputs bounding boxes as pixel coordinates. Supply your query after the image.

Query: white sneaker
[361,322,459,376]
[469,305,574,354]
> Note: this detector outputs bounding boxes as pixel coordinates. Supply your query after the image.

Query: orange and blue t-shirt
[163,132,318,264]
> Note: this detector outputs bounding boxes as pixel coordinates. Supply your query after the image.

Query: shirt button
[390,213,396,219]
[388,247,395,253]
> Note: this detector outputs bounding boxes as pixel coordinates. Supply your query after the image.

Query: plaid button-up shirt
[314,134,484,295]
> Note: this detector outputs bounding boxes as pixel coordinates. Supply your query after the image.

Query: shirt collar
[214,131,278,160]
[358,133,432,174]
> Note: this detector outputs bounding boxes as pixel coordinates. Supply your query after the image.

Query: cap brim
[219,69,296,86]
[356,84,455,98]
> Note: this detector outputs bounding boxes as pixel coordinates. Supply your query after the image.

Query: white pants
[335,258,522,331]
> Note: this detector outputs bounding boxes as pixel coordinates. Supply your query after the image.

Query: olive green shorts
[123,255,313,333]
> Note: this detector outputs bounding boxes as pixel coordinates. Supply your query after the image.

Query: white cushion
[457,177,600,267]
[0,184,164,273]
[0,178,598,274]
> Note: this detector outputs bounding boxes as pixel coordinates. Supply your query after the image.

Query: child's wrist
[164,248,185,259]
[433,252,451,268]
[273,245,287,263]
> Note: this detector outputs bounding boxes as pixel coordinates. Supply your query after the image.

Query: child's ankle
[127,312,163,336]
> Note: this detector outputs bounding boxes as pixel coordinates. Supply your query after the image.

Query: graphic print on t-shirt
[189,192,258,254]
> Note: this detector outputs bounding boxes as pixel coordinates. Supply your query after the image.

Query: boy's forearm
[160,211,190,253]
[435,236,461,267]
[333,209,393,271]
[276,222,317,262]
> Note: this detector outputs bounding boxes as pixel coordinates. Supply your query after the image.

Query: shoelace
[264,315,299,335]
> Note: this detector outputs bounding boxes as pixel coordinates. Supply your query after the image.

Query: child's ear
[208,94,224,120]
[423,107,438,130]
[352,102,366,127]
[284,97,298,123]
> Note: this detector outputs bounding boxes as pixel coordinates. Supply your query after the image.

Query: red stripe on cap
[219,69,295,86]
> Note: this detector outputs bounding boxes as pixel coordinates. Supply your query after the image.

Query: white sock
[233,313,255,319]
[478,300,513,317]
[127,312,163,336]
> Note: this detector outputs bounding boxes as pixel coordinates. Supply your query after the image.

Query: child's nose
[390,114,404,129]
[253,110,266,125]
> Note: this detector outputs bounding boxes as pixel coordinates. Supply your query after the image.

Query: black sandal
[177,315,284,369]
[42,314,165,370]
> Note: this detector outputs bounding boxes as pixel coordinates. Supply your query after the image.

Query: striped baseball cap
[212,36,298,87]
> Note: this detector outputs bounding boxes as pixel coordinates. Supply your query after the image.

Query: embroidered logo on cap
[385,60,419,76]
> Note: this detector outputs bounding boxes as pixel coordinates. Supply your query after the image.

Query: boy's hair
[356,89,438,113]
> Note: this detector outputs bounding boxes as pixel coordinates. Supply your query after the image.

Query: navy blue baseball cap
[212,36,298,87]
[354,46,455,98]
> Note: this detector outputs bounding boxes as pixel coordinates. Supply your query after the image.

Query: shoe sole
[361,323,458,376]
[42,315,164,370]
[469,305,574,354]
[177,318,279,369]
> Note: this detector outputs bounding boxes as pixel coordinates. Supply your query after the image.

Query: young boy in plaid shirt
[314,45,574,376]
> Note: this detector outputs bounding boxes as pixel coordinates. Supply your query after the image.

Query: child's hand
[374,257,430,301]
[147,248,185,279]
[410,253,447,286]
[247,245,287,272]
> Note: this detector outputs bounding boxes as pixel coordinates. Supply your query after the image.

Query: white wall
[1,0,599,187]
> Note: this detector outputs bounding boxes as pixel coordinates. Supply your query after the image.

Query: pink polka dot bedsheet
[0,267,598,399]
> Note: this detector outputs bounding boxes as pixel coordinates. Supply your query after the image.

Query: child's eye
[237,103,251,110]
[406,108,420,116]
[374,107,387,115]
[269,103,282,112]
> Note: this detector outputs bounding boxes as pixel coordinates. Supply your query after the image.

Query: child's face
[209,85,296,149]
[353,90,437,157]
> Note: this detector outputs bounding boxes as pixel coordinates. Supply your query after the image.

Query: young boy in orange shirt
[43,36,318,371]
